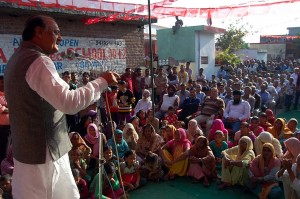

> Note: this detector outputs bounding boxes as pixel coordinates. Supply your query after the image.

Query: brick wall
[0,11,145,71]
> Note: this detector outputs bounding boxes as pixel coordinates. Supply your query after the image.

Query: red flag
[207,10,212,26]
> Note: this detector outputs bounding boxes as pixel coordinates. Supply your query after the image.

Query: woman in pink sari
[83,123,100,158]
[248,143,282,199]
[283,137,300,163]
[161,128,191,179]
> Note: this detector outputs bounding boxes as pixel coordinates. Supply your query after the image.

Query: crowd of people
[2,15,300,199]
[3,58,300,199]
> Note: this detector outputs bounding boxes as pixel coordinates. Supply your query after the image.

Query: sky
[154,2,300,43]
[112,0,300,43]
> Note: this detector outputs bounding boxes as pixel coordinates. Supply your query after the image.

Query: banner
[0,34,126,75]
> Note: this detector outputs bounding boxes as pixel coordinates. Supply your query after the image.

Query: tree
[216,23,247,53]
[215,19,252,65]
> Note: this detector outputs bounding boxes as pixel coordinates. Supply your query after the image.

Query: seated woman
[254,131,283,158]
[259,113,272,131]
[69,132,91,163]
[267,118,293,149]
[84,123,104,159]
[146,109,160,133]
[209,119,228,143]
[276,154,300,199]
[161,128,191,180]
[234,122,256,146]
[265,109,275,125]
[130,116,143,135]
[173,136,216,186]
[283,137,300,163]
[161,125,176,145]
[219,136,255,189]
[107,129,130,160]
[136,124,164,162]
[210,130,228,170]
[123,123,139,150]
[249,116,264,136]
[287,118,298,134]
[248,143,282,199]
[186,119,204,143]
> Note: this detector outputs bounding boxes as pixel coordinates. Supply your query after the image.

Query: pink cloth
[187,163,205,180]
[209,119,228,141]
[1,145,14,175]
[166,128,191,154]
[284,137,300,163]
[85,123,99,157]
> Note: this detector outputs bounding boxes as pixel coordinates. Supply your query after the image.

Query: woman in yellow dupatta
[219,136,255,189]
[160,128,191,179]
[248,143,282,199]
[267,118,293,146]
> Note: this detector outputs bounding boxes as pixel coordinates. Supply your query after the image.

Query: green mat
[130,177,257,199]
[130,110,298,199]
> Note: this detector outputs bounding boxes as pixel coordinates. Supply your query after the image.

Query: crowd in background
[2,58,300,199]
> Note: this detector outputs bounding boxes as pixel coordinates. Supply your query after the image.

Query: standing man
[4,15,119,199]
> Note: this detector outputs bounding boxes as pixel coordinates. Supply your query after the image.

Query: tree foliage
[216,23,247,53]
[216,49,242,66]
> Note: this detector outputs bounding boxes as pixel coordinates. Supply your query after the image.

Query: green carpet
[276,109,300,128]
[130,110,297,199]
[130,177,257,199]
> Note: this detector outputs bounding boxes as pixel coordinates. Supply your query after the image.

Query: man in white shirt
[4,15,119,199]
[155,85,179,119]
[223,90,251,134]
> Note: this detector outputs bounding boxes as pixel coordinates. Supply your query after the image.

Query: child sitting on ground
[120,150,147,191]
[90,162,125,199]
[72,168,90,199]
[69,148,87,180]
[141,152,164,181]
[209,130,228,170]
[164,106,178,125]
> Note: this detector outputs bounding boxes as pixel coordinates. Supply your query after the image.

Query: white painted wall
[195,31,218,80]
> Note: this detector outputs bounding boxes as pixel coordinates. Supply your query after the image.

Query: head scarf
[284,137,300,163]
[85,123,99,157]
[254,131,283,157]
[187,119,203,142]
[69,132,86,146]
[166,125,176,142]
[268,118,293,139]
[176,128,191,145]
[237,136,254,161]
[123,123,139,142]
[143,89,151,101]
[209,119,228,141]
[259,143,276,176]
[189,136,209,158]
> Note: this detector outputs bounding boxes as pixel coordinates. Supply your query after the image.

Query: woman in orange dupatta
[267,118,293,149]
[248,143,282,199]
[161,128,191,179]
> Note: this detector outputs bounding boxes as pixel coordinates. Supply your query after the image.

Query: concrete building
[157,25,225,80]
[0,2,152,75]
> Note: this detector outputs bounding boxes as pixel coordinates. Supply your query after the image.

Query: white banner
[0,34,127,75]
